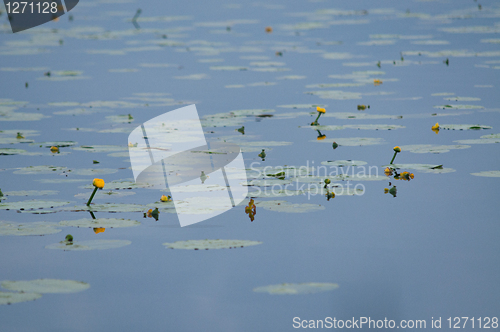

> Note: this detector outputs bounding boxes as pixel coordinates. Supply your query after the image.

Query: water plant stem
[390,151,398,164]
[87,187,98,206]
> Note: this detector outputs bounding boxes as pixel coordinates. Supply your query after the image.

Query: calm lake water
[0,0,499,331]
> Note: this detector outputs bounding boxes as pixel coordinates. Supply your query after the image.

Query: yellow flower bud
[384,167,393,176]
[50,146,59,153]
[93,227,105,234]
[431,122,440,130]
[373,79,383,85]
[92,178,105,189]
[410,173,414,179]
[393,146,401,153]
[316,107,326,113]
[160,195,171,202]
[317,135,326,140]
[384,188,389,194]
[265,26,273,33]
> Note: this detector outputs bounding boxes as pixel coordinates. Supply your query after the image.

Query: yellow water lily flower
[160,195,171,202]
[16,132,24,139]
[393,146,401,153]
[93,228,105,234]
[431,122,440,130]
[92,178,105,189]
[384,188,389,194]
[316,107,326,113]
[384,167,393,176]
[50,146,59,153]
[265,26,273,33]
[373,79,383,85]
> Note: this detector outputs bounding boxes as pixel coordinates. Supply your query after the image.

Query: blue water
[0,0,499,331]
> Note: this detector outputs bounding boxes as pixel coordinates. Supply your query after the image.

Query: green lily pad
[163,239,262,250]
[246,179,292,187]
[440,124,492,130]
[0,148,28,155]
[3,190,58,197]
[69,168,118,176]
[0,291,42,305]
[434,105,484,109]
[0,200,71,211]
[470,171,500,178]
[343,124,405,130]
[0,112,47,121]
[80,180,151,190]
[13,166,67,174]
[30,141,77,148]
[59,218,140,228]
[74,191,136,199]
[455,133,500,144]
[277,104,326,109]
[248,189,309,198]
[253,283,339,295]
[399,144,470,153]
[0,221,61,236]
[321,160,367,167]
[276,75,307,80]
[255,200,325,213]
[248,166,312,178]
[313,137,386,146]
[72,145,128,153]
[1,279,89,293]
[46,240,132,251]
[209,66,248,71]
[106,115,135,124]
[305,90,362,100]
[36,179,89,184]
[0,137,35,144]
[323,112,402,120]
[385,164,455,173]
[443,97,481,101]
[62,204,148,213]
[161,184,227,193]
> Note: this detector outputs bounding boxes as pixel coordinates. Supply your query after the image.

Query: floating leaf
[439,124,492,130]
[0,221,61,236]
[36,179,89,184]
[0,148,28,155]
[74,191,135,199]
[255,200,325,213]
[312,137,386,146]
[246,179,292,187]
[342,124,405,130]
[3,190,58,197]
[470,171,500,178]
[59,218,140,228]
[62,204,148,213]
[30,141,77,148]
[434,105,484,109]
[386,164,455,173]
[80,180,151,190]
[0,200,71,211]
[253,283,338,295]
[1,279,89,293]
[455,133,500,144]
[13,166,67,174]
[163,239,262,250]
[46,240,132,251]
[0,291,41,305]
[69,168,118,176]
[399,144,470,153]
[72,145,128,153]
[321,160,367,167]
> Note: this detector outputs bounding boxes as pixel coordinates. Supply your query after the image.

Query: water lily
[93,228,105,234]
[373,79,383,85]
[325,190,335,201]
[160,195,172,202]
[16,132,24,139]
[311,107,326,126]
[357,105,370,111]
[65,234,73,242]
[431,122,440,134]
[316,130,326,140]
[265,26,273,33]
[245,199,256,222]
[384,167,393,176]
[332,142,339,150]
[50,146,59,153]
[87,178,105,206]
[324,178,331,189]
[390,146,401,164]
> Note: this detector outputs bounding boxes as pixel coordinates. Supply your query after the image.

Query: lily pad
[0,200,71,211]
[455,133,500,144]
[163,239,262,250]
[385,164,455,173]
[1,279,89,293]
[320,160,367,167]
[313,137,386,146]
[80,180,151,190]
[439,124,492,130]
[399,144,470,153]
[74,191,135,199]
[59,218,140,228]
[246,179,292,187]
[343,124,405,130]
[0,221,61,236]
[470,171,500,178]
[13,166,67,174]
[69,168,118,176]
[253,283,339,295]
[0,148,28,155]
[255,200,325,213]
[46,240,132,251]
[72,145,128,153]
[0,291,42,305]
[30,141,77,148]
[434,105,484,109]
